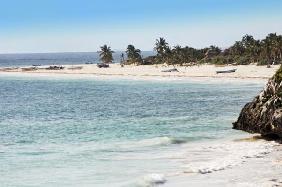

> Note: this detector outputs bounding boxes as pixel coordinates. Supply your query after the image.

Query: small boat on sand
[161,68,179,72]
[46,66,65,70]
[97,63,109,68]
[216,69,237,74]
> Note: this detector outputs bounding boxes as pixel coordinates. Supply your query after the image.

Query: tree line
[98,33,282,66]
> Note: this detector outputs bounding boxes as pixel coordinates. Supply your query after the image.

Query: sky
[0,0,282,53]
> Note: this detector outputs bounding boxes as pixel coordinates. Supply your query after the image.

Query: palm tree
[242,35,257,63]
[242,35,255,49]
[230,41,245,56]
[154,37,170,63]
[264,33,280,63]
[278,35,282,62]
[171,45,184,65]
[126,45,142,65]
[99,45,114,64]
[252,40,262,63]
[210,45,221,55]
[260,39,271,63]
[205,45,221,58]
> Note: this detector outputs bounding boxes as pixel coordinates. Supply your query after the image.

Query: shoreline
[0,71,272,85]
[161,134,282,187]
[0,64,279,83]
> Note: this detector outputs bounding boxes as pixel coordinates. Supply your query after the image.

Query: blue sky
[0,0,282,53]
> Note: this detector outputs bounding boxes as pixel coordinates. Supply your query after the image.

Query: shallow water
[0,76,271,186]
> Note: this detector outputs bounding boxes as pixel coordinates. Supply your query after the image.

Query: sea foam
[182,140,277,174]
[131,173,167,187]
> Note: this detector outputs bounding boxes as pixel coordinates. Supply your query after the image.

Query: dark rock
[233,66,282,138]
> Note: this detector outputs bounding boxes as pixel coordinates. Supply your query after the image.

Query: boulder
[233,66,282,139]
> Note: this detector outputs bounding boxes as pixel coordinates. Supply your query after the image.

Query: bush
[257,60,268,66]
[208,56,233,65]
[234,55,251,65]
[274,65,282,83]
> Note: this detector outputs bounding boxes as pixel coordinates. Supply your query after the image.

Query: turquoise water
[0,76,264,186]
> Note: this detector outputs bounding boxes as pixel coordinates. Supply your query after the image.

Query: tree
[205,45,221,58]
[145,33,282,66]
[99,45,114,64]
[170,45,194,65]
[230,41,245,56]
[126,44,142,65]
[278,35,282,61]
[154,37,170,63]
[242,35,255,49]
[262,33,281,64]
[251,40,262,63]
[171,45,183,65]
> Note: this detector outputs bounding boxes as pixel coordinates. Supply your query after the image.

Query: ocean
[0,52,154,67]
[1,73,279,187]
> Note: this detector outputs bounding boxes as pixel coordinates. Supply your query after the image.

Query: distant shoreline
[0,64,279,82]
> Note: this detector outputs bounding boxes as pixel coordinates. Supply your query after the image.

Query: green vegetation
[274,65,282,100]
[125,45,142,65]
[99,45,114,64]
[154,37,170,64]
[136,33,282,66]
[274,65,282,83]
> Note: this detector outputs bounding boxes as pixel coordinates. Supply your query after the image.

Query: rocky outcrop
[233,66,282,138]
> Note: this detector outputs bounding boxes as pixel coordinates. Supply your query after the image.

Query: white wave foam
[123,173,167,187]
[182,140,277,174]
[118,137,186,150]
[69,136,186,154]
[136,173,167,187]
[143,174,167,184]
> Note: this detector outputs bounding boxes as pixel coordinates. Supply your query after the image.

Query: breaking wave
[119,137,188,149]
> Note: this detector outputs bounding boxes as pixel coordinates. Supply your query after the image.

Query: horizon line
[0,50,156,55]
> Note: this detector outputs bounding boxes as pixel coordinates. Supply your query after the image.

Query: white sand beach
[0,64,280,81]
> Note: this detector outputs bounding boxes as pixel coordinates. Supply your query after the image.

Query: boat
[216,69,237,74]
[97,63,109,68]
[161,68,179,72]
[46,65,65,70]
